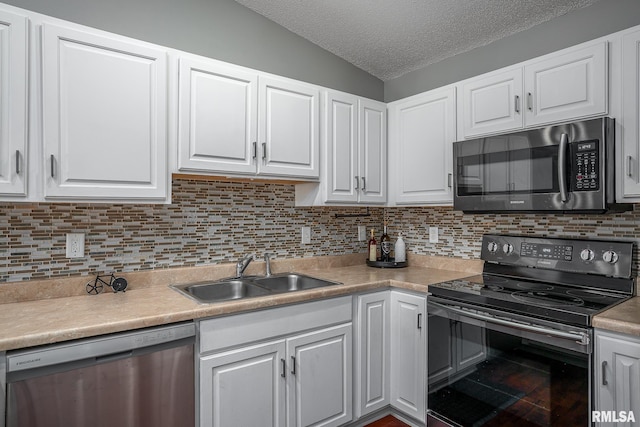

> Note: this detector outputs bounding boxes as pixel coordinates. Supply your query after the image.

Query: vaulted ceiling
[233,0,600,81]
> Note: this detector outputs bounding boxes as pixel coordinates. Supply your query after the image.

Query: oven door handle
[428,300,590,346]
[558,133,569,203]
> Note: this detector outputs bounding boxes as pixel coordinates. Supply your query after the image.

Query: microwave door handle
[558,133,569,203]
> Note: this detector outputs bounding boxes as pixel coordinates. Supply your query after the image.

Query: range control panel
[481,234,633,278]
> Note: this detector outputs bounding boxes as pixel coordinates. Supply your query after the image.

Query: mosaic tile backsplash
[1,177,639,282]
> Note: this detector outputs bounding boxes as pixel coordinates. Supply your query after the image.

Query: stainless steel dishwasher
[4,322,195,427]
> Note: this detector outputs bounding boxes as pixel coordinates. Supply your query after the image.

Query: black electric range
[428,234,635,327]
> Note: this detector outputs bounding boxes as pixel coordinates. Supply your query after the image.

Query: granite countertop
[0,254,638,352]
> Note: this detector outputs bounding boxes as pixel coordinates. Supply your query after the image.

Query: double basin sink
[171,273,342,304]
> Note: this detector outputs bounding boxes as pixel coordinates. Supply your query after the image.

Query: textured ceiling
[233,0,600,81]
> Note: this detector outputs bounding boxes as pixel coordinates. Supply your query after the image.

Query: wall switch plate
[66,233,85,258]
[301,226,311,244]
[357,226,366,241]
[429,227,439,243]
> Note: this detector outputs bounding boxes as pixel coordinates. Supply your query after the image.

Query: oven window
[427,314,588,426]
[456,142,559,197]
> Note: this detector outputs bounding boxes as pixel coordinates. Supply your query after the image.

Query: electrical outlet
[429,227,439,243]
[357,226,366,241]
[301,226,311,244]
[66,233,85,258]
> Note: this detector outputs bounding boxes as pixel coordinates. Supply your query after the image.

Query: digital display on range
[520,243,573,261]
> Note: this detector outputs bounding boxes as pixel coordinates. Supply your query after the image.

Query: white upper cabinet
[460,41,608,139]
[324,91,386,204]
[461,68,523,137]
[0,8,28,197]
[524,42,607,127]
[621,28,640,198]
[258,76,320,178]
[390,86,456,205]
[358,98,387,203]
[178,57,257,175]
[42,23,168,202]
[178,61,319,179]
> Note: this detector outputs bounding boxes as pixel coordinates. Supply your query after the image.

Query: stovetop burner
[511,290,584,307]
[515,282,553,291]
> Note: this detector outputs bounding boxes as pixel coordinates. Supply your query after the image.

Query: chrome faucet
[264,253,275,277]
[236,254,256,278]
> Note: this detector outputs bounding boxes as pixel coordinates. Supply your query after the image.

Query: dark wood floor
[365,415,410,427]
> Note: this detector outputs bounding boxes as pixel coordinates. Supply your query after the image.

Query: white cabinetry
[621,28,640,199]
[198,297,352,427]
[323,91,386,204]
[355,292,390,418]
[390,290,426,423]
[0,9,28,197]
[460,41,608,138]
[41,23,168,202]
[595,329,640,426]
[178,56,319,179]
[389,86,456,205]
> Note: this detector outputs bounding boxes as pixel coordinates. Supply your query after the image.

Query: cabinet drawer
[199,296,352,353]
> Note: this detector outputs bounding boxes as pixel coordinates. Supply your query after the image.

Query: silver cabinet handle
[602,361,608,385]
[281,358,286,378]
[290,356,296,375]
[527,92,533,111]
[354,176,359,190]
[50,154,55,178]
[361,176,366,191]
[262,142,267,162]
[515,95,520,113]
[628,155,633,178]
[448,173,452,188]
[252,141,257,160]
[417,313,422,329]
[15,150,20,175]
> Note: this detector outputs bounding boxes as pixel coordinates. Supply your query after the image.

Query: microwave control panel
[571,139,599,192]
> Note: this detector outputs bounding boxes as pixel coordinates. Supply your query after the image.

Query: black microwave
[453,117,631,213]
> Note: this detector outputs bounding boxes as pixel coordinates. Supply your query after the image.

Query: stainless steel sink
[253,273,341,293]
[172,279,271,303]
[171,273,341,303]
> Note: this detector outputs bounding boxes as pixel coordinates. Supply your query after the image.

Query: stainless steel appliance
[427,234,634,427]
[4,322,195,427]
[453,117,631,213]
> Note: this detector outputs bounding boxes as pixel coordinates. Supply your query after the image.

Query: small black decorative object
[85,273,128,295]
[366,258,407,268]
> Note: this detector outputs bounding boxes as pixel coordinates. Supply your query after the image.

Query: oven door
[427,297,592,427]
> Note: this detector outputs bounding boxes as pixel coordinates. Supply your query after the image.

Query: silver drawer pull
[515,95,520,113]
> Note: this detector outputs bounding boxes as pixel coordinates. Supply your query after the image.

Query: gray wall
[6,0,383,100]
[385,0,640,102]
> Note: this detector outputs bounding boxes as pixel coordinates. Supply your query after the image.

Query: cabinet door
[324,91,358,202]
[596,331,640,427]
[461,68,523,137]
[178,57,257,175]
[287,323,352,427]
[42,23,168,201]
[393,86,456,205]
[622,30,640,198]
[390,291,426,422]
[358,98,387,204]
[0,9,27,196]
[200,340,286,427]
[258,76,320,178]
[524,42,607,127]
[356,292,390,417]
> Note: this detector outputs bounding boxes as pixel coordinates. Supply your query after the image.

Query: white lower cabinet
[198,297,352,427]
[595,329,640,426]
[355,292,391,418]
[390,291,426,423]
